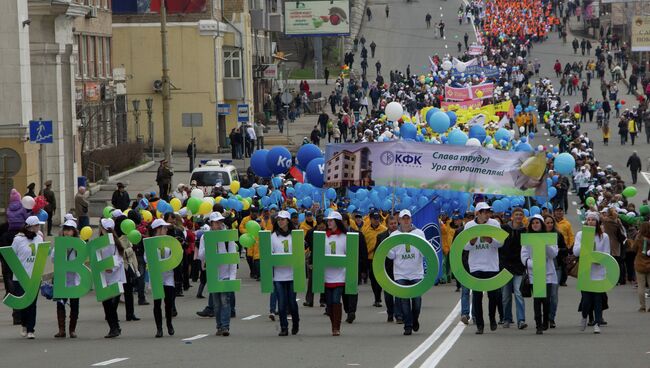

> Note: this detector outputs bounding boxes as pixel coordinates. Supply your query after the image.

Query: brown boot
[331,304,342,336]
[69,316,78,338]
[54,309,66,338]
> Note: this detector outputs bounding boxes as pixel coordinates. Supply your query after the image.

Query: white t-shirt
[521,240,558,284]
[324,233,347,284]
[198,233,238,281]
[573,231,610,281]
[11,232,44,281]
[99,234,126,287]
[463,219,503,272]
[271,232,294,281]
[50,246,81,287]
[387,228,428,281]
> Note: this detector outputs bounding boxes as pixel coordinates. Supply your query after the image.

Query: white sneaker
[593,324,601,334]
[27,332,35,339]
[21,327,27,337]
[580,318,587,331]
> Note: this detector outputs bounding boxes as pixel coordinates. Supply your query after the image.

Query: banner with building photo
[631,16,650,52]
[113,0,207,14]
[284,0,351,36]
[323,141,547,196]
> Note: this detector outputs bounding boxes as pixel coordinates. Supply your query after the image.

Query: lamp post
[146,97,154,159]
[131,99,142,143]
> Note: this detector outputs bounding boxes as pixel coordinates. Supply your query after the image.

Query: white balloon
[385,101,404,121]
[191,188,204,199]
[519,126,525,133]
[537,145,544,151]
[466,138,482,147]
[21,196,35,210]
[455,62,467,73]
[442,60,453,71]
[204,197,215,205]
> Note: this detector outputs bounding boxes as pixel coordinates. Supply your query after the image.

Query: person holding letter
[323,211,348,336]
[52,220,82,338]
[147,219,177,338]
[270,211,300,336]
[98,218,126,338]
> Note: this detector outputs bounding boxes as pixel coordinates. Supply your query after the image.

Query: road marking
[348,364,361,366]
[418,322,466,368]
[394,300,461,368]
[378,311,387,314]
[92,358,130,366]
[182,334,208,342]
[296,298,301,302]
[641,172,650,185]
[572,201,577,206]
[242,314,261,320]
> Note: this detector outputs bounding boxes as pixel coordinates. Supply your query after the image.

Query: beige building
[325,147,373,188]
[112,0,258,153]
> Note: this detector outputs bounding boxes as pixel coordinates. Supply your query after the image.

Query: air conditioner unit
[153,80,163,93]
[86,7,97,19]
[269,13,283,32]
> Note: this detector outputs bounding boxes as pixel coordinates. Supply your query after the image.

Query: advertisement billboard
[113,0,207,14]
[284,0,351,36]
[631,16,650,52]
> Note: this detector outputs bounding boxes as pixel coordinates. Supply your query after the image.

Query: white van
[190,160,239,195]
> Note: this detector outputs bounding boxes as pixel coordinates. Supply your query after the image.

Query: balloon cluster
[250,144,325,188]
[20,195,50,223]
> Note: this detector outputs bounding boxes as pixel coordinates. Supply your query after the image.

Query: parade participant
[521,215,558,335]
[377,215,403,323]
[115,215,141,322]
[98,218,126,338]
[304,215,327,308]
[543,215,566,329]
[12,216,45,339]
[198,212,237,337]
[632,223,650,312]
[323,211,347,336]
[499,207,528,329]
[145,218,176,338]
[574,212,609,334]
[52,220,81,338]
[553,207,573,286]
[387,209,427,335]
[341,213,367,323]
[464,203,503,335]
[362,210,387,307]
[270,211,300,336]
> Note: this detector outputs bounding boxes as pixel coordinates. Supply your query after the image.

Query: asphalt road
[1,1,650,367]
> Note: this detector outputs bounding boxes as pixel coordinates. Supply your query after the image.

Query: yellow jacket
[556,218,575,248]
[440,219,455,255]
[628,120,637,133]
[361,223,387,260]
[300,220,317,234]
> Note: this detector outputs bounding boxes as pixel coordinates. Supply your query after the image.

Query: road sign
[29,120,53,144]
[237,104,249,123]
[281,92,293,105]
[217,104,231,115]
[182,113,203,127]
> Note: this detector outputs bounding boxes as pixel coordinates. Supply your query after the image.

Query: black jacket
[111,190,131,211]
[499,223,526,275]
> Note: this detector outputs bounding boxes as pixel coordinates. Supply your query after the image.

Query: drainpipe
[221,0,247,110]
[212,0,221,151]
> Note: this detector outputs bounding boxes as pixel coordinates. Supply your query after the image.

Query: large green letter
[53,237,91,299]
[143,235,183,299]
[258,230,306,293]
[88,235,122,302]
[521,233,557,298]
[372,233,439,298]
[0,242,50,310]
[576,226,620,292]
[203,229,241,293]
[450,225,512,291]
[312,231,359,294]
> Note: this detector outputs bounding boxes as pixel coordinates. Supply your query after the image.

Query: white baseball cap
[100,218,115,230]
[325,211,343,221]
[475,202,492,213]
[399,209,412,218]
[111,209,124,218]
[25,216,44,226]
[277,210,291,219]
[64,213,77,221]
[62,220,78,228]
[531,214,544,222]
[151,218,171,229]
[209,212,225,222]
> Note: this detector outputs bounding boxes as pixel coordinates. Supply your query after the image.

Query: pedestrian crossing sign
[29,120,53,144]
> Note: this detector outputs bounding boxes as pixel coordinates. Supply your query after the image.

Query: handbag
[40,282,54,300]
[565,254,579,278]
[519,260,532,298]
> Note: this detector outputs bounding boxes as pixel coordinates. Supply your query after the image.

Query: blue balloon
[554,153,575,176]
[301,196,313,208]
[272,177,283,189]
[428,111,450,133]
[446,111,457,127]
[552,175,559,184]
[37,209,48,222]
[495,127,510,142]
[548,186,557,199]
[381,199,392,211]
[251,149,272,178]
[468,125,487,142]
[400,123,417,140]
[347,205,357,213]
[523,209,530,216]
[305,157,325,188]
[257,185,268,197]
[298,213,305,223]
[261,196,271,207]
[356,189,368,201]
[417,196,429,208]
[515,143,533,152]
[552,146,559,153]
[138,198,149,210]
[326,188,337,200]
[448,129,468,145]
[266,146,293,175]
[492,199,504,213]
[530,206,541,216]
[401,196,412,208]
[296,143,322,171]
[425,108,441,123]
[286,187,296,196]
[288,208,297,214]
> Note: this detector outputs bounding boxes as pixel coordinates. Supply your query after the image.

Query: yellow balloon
[242,200,250,210]
[215,196,223,204]
[520,153,547,180]
[157,211,163,219]
[80,226,93,241]
[476,90,484,98]
[123,209,131,216]
[199,201,212,215]
[230,180,240,194]
[170,198,182,212]
[141,210,153,223]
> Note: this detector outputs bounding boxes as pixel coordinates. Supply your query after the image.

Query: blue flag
[412,200,443,282]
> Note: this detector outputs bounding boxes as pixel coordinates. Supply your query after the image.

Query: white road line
[91,358,130,366]
[296,298,301,302]
[418,322,466,368]
[242,314,261,320]
[348,364,361,366]
[394,300,461,368]
[572,201,577,206]
[182,334,208,342]
[641,172,650,185]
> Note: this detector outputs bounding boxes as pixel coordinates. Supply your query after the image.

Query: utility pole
[160,0,172,163]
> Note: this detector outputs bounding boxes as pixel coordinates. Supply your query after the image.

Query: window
[74,35,81,77]
[105,38,111,77]
[97,37,104,77]
[81,35,87,77]
[223,49,241,78]
[88,36,95,78]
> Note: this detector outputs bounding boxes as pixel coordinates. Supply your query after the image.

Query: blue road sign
[237,104,249,123]
[29,120,53,144]
[217,103,231,115]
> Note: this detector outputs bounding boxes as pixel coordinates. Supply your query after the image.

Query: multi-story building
[325,147,373,188]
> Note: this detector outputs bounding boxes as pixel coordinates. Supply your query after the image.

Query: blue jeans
[212,292,231,330]
[397,279,422,331]
[274,281,300,330]
[502,275,525,323]
[549,281,559,321]
[269,291,277,314]
[384,290,403,319]
[461,284,471,317]
[325,286,344,305]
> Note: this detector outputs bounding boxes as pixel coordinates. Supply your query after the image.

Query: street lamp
[145,97,154,158]
[131,99,142,143]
